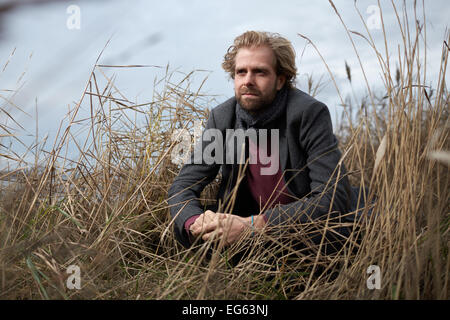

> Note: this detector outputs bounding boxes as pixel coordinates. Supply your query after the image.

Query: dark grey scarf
[235,85,288,130]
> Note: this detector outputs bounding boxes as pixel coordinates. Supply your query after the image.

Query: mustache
[240,88,260,95]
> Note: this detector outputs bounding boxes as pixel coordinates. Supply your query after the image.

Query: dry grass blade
[373,133,387,173]
[428,150,450,165]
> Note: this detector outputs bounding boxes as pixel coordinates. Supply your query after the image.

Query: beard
[236,84,278,114]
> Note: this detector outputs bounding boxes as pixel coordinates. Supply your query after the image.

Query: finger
[204,215,220,225]
[193,217,213,232]
[192,216,217,235]
[191,223,208,236]
[202,229,223,241]
[208,213,226,223]
[192,214,208,227]
[201,232,211,241]
[191,219,203,230]
[202,221,220,234]
[202,215,213,224]
[218,213,228,220]
[190,225,200,236]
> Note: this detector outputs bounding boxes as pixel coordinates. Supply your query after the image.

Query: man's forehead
[235,46,277,69]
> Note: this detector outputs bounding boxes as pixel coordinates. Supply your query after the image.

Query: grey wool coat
[167,87,357,248]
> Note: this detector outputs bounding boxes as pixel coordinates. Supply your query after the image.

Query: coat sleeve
[263,101,352,228]
[167,111,222,248]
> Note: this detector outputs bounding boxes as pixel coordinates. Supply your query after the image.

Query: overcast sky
[0,0,448,168]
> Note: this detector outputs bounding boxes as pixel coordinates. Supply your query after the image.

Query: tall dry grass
[0,1,448,299]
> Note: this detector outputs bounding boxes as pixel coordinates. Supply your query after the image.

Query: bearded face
[234,46,285,114]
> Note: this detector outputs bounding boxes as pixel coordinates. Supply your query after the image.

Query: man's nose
[243,72,256,86]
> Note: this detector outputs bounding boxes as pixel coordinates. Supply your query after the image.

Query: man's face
[234,45,286,114]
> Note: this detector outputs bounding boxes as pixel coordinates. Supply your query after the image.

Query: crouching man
[168,31,357,254]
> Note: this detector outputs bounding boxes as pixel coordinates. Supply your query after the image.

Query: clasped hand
[189,210,251,246]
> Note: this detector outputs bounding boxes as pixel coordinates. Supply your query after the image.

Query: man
[168,31,357,252]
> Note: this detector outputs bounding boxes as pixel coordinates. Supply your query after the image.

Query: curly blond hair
[222,31,297,88]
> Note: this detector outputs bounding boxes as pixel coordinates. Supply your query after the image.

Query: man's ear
[276,75,286,90]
